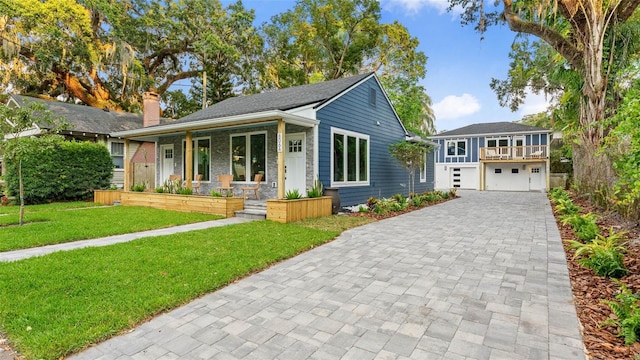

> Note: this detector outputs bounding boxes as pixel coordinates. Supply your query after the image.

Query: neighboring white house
[428,122,551,192]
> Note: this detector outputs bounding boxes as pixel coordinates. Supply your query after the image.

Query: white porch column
[123,139,131,191]
[185,131,193,189]
[277,119,285,199]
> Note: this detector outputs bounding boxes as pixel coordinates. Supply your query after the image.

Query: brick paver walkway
[66,191,585,359]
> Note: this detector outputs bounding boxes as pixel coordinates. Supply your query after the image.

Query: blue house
[112,73,433,206]
[428,122,551,191]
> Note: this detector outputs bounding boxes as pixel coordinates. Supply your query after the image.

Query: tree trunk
[571,3,616,196]
[19,159,24,226]
[572,134,616,202]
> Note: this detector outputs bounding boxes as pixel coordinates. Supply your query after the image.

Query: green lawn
[0,216,372,360]
[0,205,220,252]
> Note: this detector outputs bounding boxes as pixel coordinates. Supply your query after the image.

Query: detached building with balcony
[429,122,551,192]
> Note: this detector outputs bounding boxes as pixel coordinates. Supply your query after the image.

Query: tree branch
[156,70,201,95]
[502,0,583,71]
[616,0,640,22]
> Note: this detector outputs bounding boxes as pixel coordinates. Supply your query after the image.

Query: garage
[449,166,478,189]
[485,163,546,191]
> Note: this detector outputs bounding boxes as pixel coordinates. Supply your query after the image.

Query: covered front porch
[114,111,319,200]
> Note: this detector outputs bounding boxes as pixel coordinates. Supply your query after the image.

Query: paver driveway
[70,191,585,359]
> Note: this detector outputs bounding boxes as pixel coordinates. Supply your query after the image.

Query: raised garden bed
[114,192,244,218]
[266,196,332,223]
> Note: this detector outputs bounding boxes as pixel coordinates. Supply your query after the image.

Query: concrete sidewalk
[67,191,585,359]
[0,217,254,262]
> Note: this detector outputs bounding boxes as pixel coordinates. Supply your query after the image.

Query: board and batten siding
[316,77,432,206]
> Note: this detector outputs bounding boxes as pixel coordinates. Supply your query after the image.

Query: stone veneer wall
[155,123,315,199]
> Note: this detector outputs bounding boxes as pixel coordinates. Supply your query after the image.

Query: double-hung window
[446,140,466,156]
[231,132,267,182]
[331,128,369,186]
[110,142,125,169]
[183,137,210,181]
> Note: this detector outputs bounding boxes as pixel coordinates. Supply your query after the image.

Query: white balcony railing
[480,146,547,161]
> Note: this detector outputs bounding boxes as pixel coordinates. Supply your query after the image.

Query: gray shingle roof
[434,122,549,137]
[10,95,144,134]
[178,73,374,123]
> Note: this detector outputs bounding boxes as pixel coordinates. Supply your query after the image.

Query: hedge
[4,138,113,204]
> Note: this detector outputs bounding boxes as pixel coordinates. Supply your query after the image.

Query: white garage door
[450,167,478,189]
[486,164,533,191]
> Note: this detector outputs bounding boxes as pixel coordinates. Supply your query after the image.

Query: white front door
[285,133,306,195]
[529,166,545,191]
[160,144,174,182]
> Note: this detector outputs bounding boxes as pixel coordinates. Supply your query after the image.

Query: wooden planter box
[94,190,123,205]
[119,192,244,217]
[266,196,332,223]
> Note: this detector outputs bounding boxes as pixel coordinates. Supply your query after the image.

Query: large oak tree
[0,0,261,111]
[450,0,640,191]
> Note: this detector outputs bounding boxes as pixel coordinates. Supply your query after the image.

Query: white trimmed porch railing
[480,146,548,161]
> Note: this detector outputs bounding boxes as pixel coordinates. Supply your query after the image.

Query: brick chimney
[143,92,160,127]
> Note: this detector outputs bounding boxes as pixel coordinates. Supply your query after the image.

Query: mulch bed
[344,197,457,220]
[553,193,640,359]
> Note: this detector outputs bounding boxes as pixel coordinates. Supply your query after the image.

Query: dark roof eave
[429,129,551,139]
[112,110,319,138]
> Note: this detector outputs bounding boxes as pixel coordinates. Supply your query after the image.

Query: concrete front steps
[234,200,266,220]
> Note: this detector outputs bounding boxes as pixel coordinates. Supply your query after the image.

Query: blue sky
[224,0,549,133]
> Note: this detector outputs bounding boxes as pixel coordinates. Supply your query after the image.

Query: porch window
[183,137,210,181]
[231,132,266,182]
[331,128,369,185]
[110,142,124,169]
[446,140,466,156]
[487,138,509,148]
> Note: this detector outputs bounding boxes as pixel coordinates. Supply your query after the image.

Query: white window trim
[445,139,467,157]
[420,152,427,183]
[486,137,510,147]
[229,131,268,184]
[330,127,370,187]
[182,136,211,183]
[108,140,125,170]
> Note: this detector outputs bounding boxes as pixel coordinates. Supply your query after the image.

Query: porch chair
[529,150,544,158]
[168,174,182,182]
[216,174,234,196]
[192,174,203,194]
[484,149,499,159]
[242,173,263,200]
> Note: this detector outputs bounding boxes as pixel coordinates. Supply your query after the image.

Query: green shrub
[550,187,571,202]
[155,187,165,193]
[131,183,146,192]
[566,228,628,278]
[602,281,640,345]
[4,138,113,204]
[285,189,302,199]
[177,188,193,195]
[554,198,581,215]
[210,190,222,197]
[412,197,423,207]
[161,179,183,194]
[561,213,600,241]
[307,179,323,198]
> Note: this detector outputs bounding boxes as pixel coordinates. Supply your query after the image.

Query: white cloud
[517,90,552,116]
[382,0,460,15]
[432,93,481,120]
